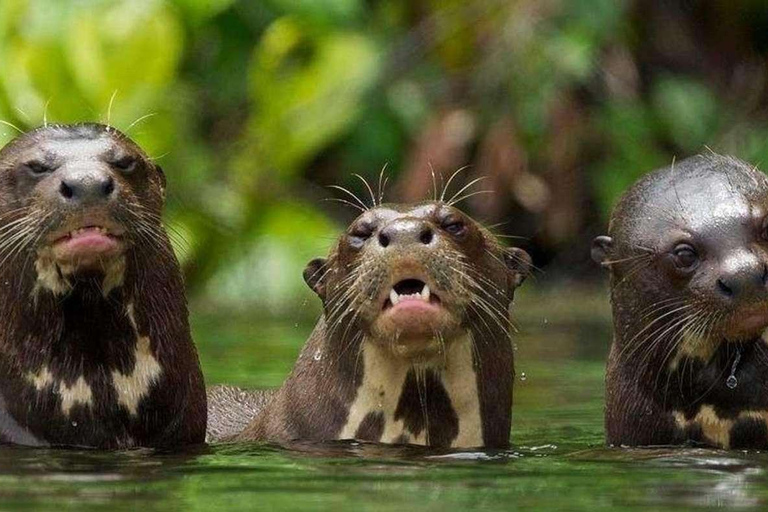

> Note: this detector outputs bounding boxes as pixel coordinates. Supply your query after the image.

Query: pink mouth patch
[381,279,445,335]
[53,226,121,260]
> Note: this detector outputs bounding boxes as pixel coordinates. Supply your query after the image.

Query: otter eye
[672,244,698,270]
[111,156,137,173]
[443,220,466,237]
[24,161,53,176]
[349,223,373,249]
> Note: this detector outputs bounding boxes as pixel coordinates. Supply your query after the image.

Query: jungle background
[2,0,768,320]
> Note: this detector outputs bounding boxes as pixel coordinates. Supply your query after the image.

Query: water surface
[2,290,767,511]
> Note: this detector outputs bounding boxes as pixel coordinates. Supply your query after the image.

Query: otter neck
[6,278,144,370]
[0,251,152,369]
[336,333,483,448]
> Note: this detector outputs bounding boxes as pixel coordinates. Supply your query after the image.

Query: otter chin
[594,153,768,450]
[207,200,531,448]
[0,123,206,449]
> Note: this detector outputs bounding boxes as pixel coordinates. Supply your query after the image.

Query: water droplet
[726,375,738,389]
[313,349,323,361]
[520,372,527,382]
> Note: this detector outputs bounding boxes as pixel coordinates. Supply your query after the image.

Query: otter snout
[376,219,435,249]
[56,165,117,207]
[715,250,768,302]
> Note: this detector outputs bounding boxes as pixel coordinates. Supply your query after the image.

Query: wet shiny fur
[594,154,768,448]
[0,124,206,448]
[208,201,529,448]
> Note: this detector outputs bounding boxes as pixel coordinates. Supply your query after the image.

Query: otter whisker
[323,197,366,213]
[18,213,54,284]
[105,90,118,129]
[634,297,691,325]
[620,303,698,363]
[0,222,44,271]
[327,185,369,212]
[463,279,514,329]
[42,98,52,128]
[610,255,655,291]
[125,113,158,134]
[0,120,23,134]
[353,174,376,210]
[601,253,655,266]
[653,310,707,398]
[439,165,471,203]
[429,163,438,202]
[625,309,695,368]
[448,189,494,208]
[445,176,487,205]
[376,163,390,206]
[333,306,365,365]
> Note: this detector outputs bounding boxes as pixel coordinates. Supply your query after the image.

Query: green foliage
[652,76,720,151]
[1,0,766,312]
[594,101,667,216]
[240,16,379,181]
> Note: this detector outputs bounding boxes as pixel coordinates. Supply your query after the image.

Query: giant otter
[593,153,768,449]
[208,201,530,448]
[0,123,206,448]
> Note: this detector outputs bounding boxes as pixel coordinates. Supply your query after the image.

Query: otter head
[304,201,530,361]
[593,154,768,365]
[0,124,166,295]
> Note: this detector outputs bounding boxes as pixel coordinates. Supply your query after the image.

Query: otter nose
[716,252,768,300]
[377,219,434,248]
[58,169,116,205]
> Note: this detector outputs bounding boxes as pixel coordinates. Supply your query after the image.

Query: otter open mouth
[51,223,125,263]
[383,279,442,310]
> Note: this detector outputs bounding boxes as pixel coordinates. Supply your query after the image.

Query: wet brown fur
[595,154,768,449]
[207,201,529,448]
[0,124,206,448]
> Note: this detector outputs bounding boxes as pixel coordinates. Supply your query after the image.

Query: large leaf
[238,17,379,183]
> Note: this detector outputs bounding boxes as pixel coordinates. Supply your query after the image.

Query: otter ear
[504,247,532,288]
[303,258,328,299]
[591,236,613,267]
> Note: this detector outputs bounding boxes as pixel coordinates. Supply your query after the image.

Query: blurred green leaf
[593,101,667,216]
[203,199,339,315]
[263,0,362,26]
[238,17,379,182]
[652,75,720,151]
[171,0,237,25]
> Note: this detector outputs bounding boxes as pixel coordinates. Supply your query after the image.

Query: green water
[2,291,768,511]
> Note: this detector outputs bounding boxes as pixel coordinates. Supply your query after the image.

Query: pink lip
[53,226,122,260]
[386,298,443,315]
[375,276,452,339]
